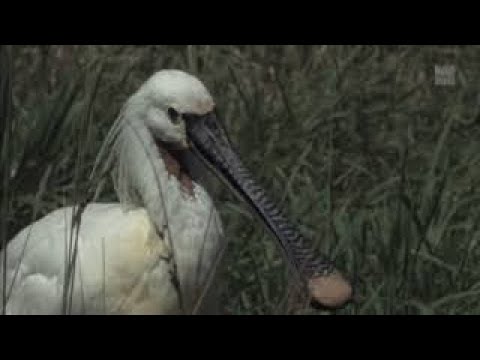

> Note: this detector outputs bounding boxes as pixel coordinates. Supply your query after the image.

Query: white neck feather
[109,104,225,313]
[114,113,172,231]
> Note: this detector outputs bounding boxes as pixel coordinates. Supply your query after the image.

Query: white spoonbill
[1,69,352,315]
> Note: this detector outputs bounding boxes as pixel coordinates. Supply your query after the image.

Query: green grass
[2,45,480,314]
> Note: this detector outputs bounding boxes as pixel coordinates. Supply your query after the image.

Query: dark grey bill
[184,110,353,309]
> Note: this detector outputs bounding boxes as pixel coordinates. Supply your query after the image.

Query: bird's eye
[167,107,181,124]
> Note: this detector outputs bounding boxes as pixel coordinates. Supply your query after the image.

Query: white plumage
[2,70,226,315]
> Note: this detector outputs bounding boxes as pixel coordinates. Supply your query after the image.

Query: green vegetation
[1,45,480,314]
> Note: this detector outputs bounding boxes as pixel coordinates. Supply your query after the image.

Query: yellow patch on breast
[114,209,170,267]
[99,209,173,312]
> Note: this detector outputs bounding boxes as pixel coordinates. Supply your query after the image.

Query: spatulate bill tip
[307,271,353,310]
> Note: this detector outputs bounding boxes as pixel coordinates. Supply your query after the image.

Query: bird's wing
[1,203,175,314]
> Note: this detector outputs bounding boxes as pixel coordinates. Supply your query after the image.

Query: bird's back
[1,203,182,314]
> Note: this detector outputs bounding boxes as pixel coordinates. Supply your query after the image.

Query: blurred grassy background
[1,45,480,314]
